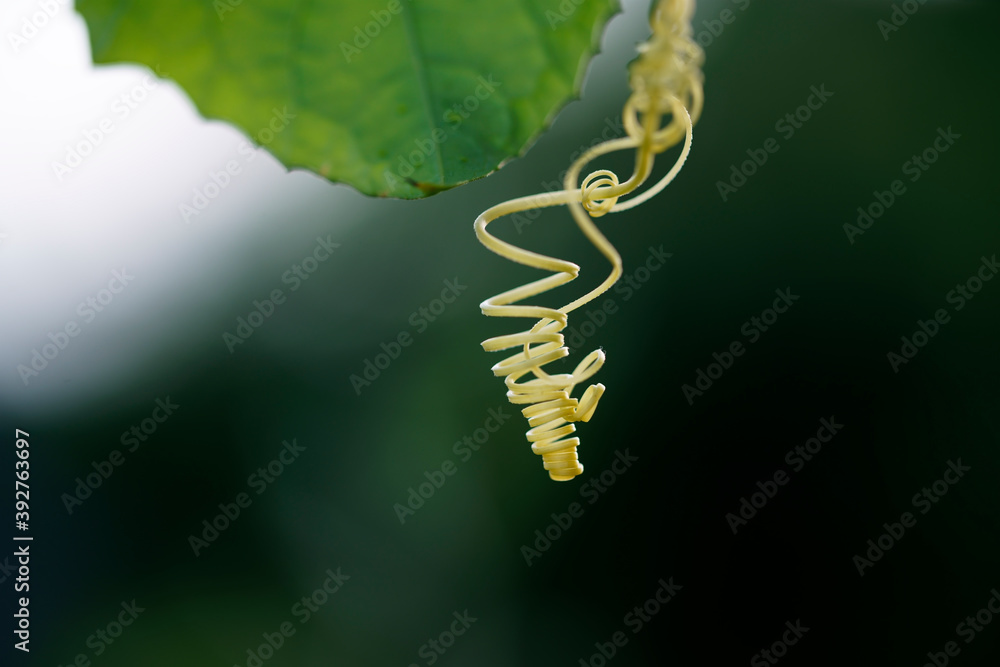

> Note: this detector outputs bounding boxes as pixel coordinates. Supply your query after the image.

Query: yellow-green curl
[475,0,704,481]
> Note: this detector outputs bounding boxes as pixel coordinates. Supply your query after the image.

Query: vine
[474,0,704,480]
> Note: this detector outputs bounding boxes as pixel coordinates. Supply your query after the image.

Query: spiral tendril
[474,0,704,481]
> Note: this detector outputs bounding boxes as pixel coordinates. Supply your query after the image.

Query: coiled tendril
[475,0,704,481]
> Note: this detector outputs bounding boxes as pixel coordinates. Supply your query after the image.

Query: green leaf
[77,0,619,199]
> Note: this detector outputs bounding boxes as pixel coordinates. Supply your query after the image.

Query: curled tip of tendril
[474,0,703,481]
[581,170,620,217]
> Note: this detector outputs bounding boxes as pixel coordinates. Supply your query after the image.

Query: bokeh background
[2,0,1000,665]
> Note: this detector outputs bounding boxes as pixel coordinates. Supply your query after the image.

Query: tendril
[474,0,704,481]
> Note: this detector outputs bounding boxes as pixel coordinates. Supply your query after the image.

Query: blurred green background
[8,0,1000,665]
